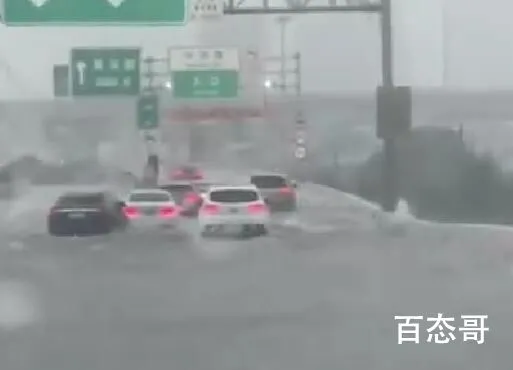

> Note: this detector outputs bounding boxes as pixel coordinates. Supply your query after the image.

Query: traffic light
[137,94,159,130]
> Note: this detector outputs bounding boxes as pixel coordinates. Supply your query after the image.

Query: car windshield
[250,175,287,188]
[129,192,170,202]
[210,189,258,203]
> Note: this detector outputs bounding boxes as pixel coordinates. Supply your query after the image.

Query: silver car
[250,173,298,212]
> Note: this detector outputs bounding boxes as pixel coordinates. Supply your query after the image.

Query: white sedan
[198,185,270,237]
[123,188,181,229]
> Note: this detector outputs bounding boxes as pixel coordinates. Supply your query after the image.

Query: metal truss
[224,0,382,15]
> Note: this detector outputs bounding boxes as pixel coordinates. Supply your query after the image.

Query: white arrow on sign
[296,130,306,144]
[295,146,306,159]
[210,76,220,86]
[29,0,48,7]
[105,0,126,8]
[75,61,87,86]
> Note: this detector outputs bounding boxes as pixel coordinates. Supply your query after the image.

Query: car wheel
[256,224,268,236]
[201,225,213,237]
[280,201,296,211]
[48,224,64,236]
[240,225,257,238]
[49,229,64,237]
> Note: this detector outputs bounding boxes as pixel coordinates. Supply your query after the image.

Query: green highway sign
[170,47,240,99]
[137,94,159,129]
[53,64,69,97]
[71,48,140,96]
[3,0,187,26]
[171,70,238,99]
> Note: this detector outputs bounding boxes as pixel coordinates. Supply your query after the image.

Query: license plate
[68,212,85,219]
[143,208,157,215]
[229,207,238,214]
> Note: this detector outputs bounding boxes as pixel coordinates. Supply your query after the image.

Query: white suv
[198,185,270,237]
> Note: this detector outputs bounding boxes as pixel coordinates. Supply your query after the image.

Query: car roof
[160,181,194,187]
[208,185,259,192]
[128,188,171,195]
[177,164,199,169]
[250,172,287,178]
[60,191,105,198]
[57,191,106,204]
[194,182,215,188]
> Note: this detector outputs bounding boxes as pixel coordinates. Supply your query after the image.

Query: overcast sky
[0,0,510,98]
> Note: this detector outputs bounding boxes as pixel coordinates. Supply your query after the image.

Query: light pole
[276,15,292,92]
[442,0,449,86]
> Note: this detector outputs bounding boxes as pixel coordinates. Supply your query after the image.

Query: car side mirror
[291,181,298,189]
[117,200,126,208]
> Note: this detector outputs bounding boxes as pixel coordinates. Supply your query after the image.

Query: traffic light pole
[224,0,400,212]
[379,0,399,212]
[139,57,168,183]
[260,52,304,168]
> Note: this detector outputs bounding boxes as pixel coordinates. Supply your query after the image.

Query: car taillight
[123,206,139,219]
[201,203,220,214]
[192,173,203,180]
[159,206,177,218]
[247,203,268,213]
[279,186,294,195]
[183,192,200,205]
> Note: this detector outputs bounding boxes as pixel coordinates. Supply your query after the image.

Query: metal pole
[381,0,393,87]
[442,0,448,86]
[380,0,399,212]
[188,122,194,163]
[294,52,304,176]
[277,16,290,92]
[295,52,301,98]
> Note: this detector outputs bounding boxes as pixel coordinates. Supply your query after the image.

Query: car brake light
[183,192,200,205]
[201,203,220,214]
[123,206,139,219]
[279,186,293,195]
[159,206,176,218]
[247,203,268,213]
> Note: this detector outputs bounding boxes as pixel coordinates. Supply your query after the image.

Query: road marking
[90,244,105,251]
[0,281,41,331]
[7,241,25,251]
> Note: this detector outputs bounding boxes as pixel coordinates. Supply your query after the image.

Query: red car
[170,165,204,181]
[159,182,206,217]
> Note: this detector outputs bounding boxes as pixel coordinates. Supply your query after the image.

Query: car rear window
[182,166,197,173]
[210,189,258,203]
[250,175,287,188]
[129,192,171,202]
[160,184,193,193]
[194,183,212,192]
[57,194,104,207]
[160,185,193,202]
